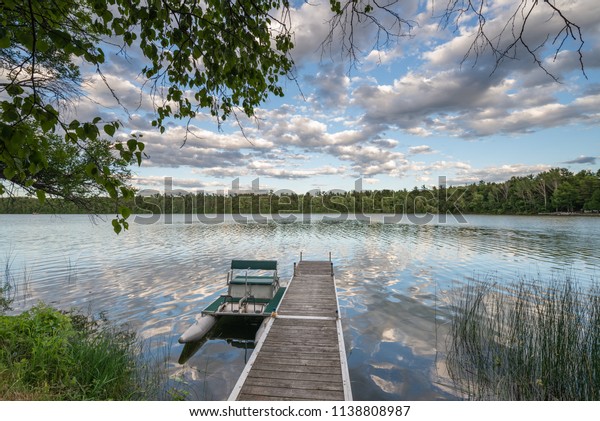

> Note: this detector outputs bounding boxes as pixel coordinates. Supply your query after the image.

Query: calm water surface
[1,214,599,400]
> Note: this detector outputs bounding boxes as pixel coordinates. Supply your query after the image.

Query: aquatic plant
[1,252,33,314]
[447,277,600,400]
[1,255,16,314]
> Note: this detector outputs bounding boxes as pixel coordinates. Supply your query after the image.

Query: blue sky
[74,1,599,195]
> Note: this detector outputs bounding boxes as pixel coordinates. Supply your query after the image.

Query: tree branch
[438,0,586,80]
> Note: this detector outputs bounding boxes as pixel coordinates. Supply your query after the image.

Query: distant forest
[1,168,599,216]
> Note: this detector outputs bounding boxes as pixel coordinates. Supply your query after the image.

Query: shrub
[0,304,154,400]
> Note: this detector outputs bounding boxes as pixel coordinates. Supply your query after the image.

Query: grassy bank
[0,304,164,400]
[446,278,600,400]
[1,258,172,401]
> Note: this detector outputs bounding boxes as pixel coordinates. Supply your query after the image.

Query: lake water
[1,214,599,400]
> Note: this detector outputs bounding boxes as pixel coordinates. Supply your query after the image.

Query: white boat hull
[178,315,217,343]
[254,318,269,344]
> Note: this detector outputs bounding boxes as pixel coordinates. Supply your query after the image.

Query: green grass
[0,257,180,401]
[0,304,165,400]
[446,277,600,400]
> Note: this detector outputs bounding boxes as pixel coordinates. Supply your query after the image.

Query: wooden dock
[228,260,352,401]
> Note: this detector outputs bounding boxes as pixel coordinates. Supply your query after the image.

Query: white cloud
[248,162,346,179]
[329,144,408,177]
[352,62,600,139]
[363,177,380,185]
[408,145,435,155]
[82,73,152,115]
[132,175,226,192]
[194,167,246,178]
[135,127,251,169]
[449,163,553,185]
[287,2,336,64]
[305,64,350,111]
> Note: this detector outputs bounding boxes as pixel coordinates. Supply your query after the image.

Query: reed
[1,252,32,314]
[446,277,600,400]
[1,254,16,314]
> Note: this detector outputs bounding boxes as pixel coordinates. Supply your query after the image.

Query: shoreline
[538,212,600,217]
[2,211,599,217]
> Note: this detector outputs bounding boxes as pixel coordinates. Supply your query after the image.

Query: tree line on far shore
[1,168,599,216]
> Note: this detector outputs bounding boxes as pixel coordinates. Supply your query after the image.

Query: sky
[74,0,599,195]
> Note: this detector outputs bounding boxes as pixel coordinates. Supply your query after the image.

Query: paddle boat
[178,259,286,343]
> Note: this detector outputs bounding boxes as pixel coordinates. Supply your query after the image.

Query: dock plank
[238,385,344,401]
[246,369,343,384]
[244,377,344,392]
[248,363,342,375]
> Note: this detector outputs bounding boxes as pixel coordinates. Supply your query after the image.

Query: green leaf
[119,206,131,219]
[36,189,46,204]
[102,10,113,24]
[3,167,17,180]
[112,219,122,234]
[0,35,11,48]
[2,108,20,122]
[127,138,137,151]
[41,119,55,133]
[37,38,50,53]
[48,29,71,49]
[113,21,124,36]
[6,84,24,96]
[103,124,115,136]
[85,163,98,177]
[105,183,117,199]
[16,31,34,49]
[83,123,98,140]
[121,151,132,162]
[120,186,134,200]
